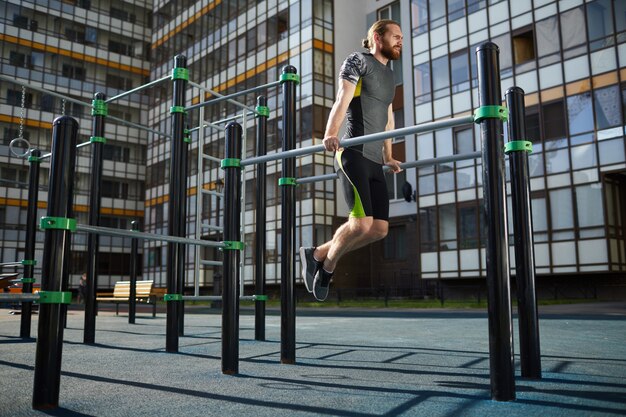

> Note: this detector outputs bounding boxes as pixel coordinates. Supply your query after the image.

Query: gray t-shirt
[339,51,396,163]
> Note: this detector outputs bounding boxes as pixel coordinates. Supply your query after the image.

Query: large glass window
[439,204,457,249]
[411,0,429,35]
[543,100,567,140]
[431,55,450,98]
[419,207,437,251]
[414,63,431,103]
[560,7,587,51]
[567,93,594,135]
[429,0,446,28]
[594,85,622,130]
[458,205,478,249]
[576,184,604,227]
[448,0,465,21]
[450,50,470,92]
[550,188,574,230]
[535,17,560,60]
[586,0,614,49]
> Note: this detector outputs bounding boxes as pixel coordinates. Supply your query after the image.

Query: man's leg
[315,217,388,272]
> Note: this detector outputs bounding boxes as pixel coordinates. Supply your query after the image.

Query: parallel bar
[241,116,474,167]
[200,189,224,197]
[255,95,268,342]
[33,115,79,410]
[0,262,23,268]
[202,154,222,163]
[20,148,41,338]
[105,75,171,103]
[280,66,298,365]
[0,294,40,302]
[201,223,223,232]
[222,121,243,374]
[477,42,516,402]
[200,260,222,266]
[181,295,257,301]
[84,92,106,345]
[75,224,223,247]
[0,74,89,107]
[107,115,171,138]
[185,80,282,113]
[506,86,541,379]
[188,81,257,115]
[295,151,482,185]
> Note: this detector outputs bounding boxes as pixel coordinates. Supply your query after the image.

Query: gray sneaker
[300,247,321,293]
[313,268,333,301]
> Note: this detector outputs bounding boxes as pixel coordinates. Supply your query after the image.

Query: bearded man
[300,19,404,301]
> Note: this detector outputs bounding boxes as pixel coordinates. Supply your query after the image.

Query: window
[414,63,431,103]
[106,74,133,90]
[526,106,540,142]
[450,50,469,92]
[431,55,449,98]
[458,204,478,249]
[512,29,535,65]
[567,93,594,135]
[550,188,574,230]
[419,207,437,251]
[429,0,446,28]
[560,7,586,53]
[439,204,457,249]
[62,64,86,81]
[383,225,406,260]
[41,94,55,112]
[410,0,428,35]
[535,17,560,62]
[109,40,133,56]
[13,15,28,28]
[542,100,566,140]
[594,85,621,130]
[7,89,33,108]
[586,0,614,50]
[448,0,465,21]
[65,28,85,43]
[9,51,28,68]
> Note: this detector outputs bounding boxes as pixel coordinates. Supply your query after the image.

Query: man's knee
[370,221,388,241]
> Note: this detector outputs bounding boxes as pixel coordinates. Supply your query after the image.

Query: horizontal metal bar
[0,74,89,107]
[242,116,475,167]
[107,115,171,138]
[189,81,258,115]
[200,189,223,198]
[185,80,281,113]
[75,224,224,248]
[212,112,256,125]
[39,140,100,160]
[201,223,223,232]
[0,294,40,302]
[295,151,483,185]
[0,262,22,268]
[200,259,222,266]
[202,154,222,163]
[105,75,171,103]
[181,295,257,301]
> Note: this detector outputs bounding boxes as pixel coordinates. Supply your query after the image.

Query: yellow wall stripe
[0,114,51,129]
[0,198,143,218]
[0,34,149,76]
[152,0,222,49]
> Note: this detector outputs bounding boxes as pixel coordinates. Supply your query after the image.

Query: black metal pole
[32,116,78,409]
[505,86,541,379]
[20,148,41,338]
[280,66,298,364]
[476,42,515,401]
[84,92,106,344]
[129,221,139,324]
[166,55,188,352]
[222,121,242,374]
[255,96,268,341]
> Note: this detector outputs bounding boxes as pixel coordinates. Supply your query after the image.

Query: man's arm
[383,103,402,173]
[323,79,357,152]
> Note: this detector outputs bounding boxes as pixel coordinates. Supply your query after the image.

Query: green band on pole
[504,140,533,154]
[21,278,36,284]
[254,295,268,301]
[183,128,191,143]
[280,73,300,85]
[22,259,37,266]
[91,99,108,116]
[222,241,245,251]
[90,136,107,144]
[40,217,76,232]
[28,155,41,163]
[164,294,183,301]
[255,105,270,117]
[171,68,189,81]
[38,291,72,304]
[220,158,241,169]
[473,105,508,123]
[278,177,297,186]
[170,106,187,114]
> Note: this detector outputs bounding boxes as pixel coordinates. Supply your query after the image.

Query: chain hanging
[61,98,66,116]
[9,85,32,158]
[18,85,26,139]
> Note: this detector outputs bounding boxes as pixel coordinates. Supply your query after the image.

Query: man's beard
[381,42,401,60]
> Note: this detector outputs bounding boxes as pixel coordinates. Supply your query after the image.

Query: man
[300,19,404,301]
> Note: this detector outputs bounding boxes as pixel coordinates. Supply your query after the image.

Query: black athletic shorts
[335,148,389,221]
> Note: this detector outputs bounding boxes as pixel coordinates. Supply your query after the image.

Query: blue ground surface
[0,302,624,416]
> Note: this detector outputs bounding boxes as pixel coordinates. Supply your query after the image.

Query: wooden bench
[96,280,157,317]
